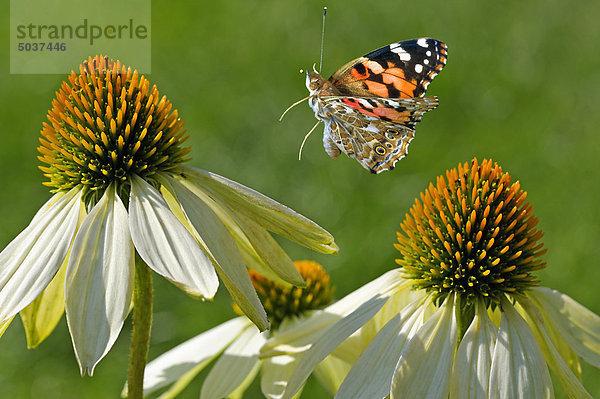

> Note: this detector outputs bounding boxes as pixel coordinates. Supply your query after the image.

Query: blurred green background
[1,0,599,397]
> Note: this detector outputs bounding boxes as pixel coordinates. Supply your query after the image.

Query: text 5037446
[17,42,66,51]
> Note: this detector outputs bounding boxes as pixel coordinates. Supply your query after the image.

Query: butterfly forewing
[329,38,447,99]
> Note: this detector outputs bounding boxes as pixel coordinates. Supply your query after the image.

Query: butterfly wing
[322,96,438,173]
[329,38,447,99]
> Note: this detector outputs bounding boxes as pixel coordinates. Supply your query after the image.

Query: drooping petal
[20,254,68,348]
[19,197,87,348]
[178,166,338,254]
[367,282,426,332]
[332,286,427,364]
[149,364,206,399]
[229,212,305,286]
[0,187,81,323]
[261,270,408,357]
[489,297,554,399]
[162,176,268,330]
[200,326,266,399]
[261,354,301,399]
[450,299,497,399]
[312,355,351,396]
[178,173,304,286]
[519,296,592,398]
[142,317,251,396]
[279,293,391,399]
[515,292,583,378]
[259,317,307,399]
[529,287,600,368]
[226,361,262,399]
[336,296,427,399]
[65,184,134,375]
[128,174,218,299]
[391,294,458,399]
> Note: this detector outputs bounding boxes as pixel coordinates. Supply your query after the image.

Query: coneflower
[0,55,337,397]
[261,158,600,399]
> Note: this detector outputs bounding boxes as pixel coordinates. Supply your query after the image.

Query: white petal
[450,300,497,399]
[178,174,304,286]
[230,212,305,286]
[334,287,427,363]
[519,296,592,398]
[336,296,427,399]
[280,293,391,399]
[391,294,458,399]
[529,287,600,368]
[164,177,268,330]
[65,185,134,375]
[142,317,251,396]
[225,361,262,399]
[128,174,218,299]
[261,354,301,399]
[312,355,351,395]
[0,187,81,323]
[178,166,338,254]
[260,317,313,399]
[369,283,427,331]
[489,297,553,399]
[201,326,265,399]
[261,270,408,357]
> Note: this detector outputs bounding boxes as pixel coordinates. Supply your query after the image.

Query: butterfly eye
[375,145,386,155]
[385,142,393,149]
[309,80,320,91]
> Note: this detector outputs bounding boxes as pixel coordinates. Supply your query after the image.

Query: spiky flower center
[395,158,546,306]
[249,261,334,330]
[38,55,190,206]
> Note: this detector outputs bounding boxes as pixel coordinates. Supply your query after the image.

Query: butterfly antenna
[279,94,310,121]
[319,7,327,73]
[298,121,321,160]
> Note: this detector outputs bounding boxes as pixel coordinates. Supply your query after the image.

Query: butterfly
[305,38,447,174]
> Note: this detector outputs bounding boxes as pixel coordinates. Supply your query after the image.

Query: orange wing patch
[379,65,418,99]
[363,80,392,98]
[372,108,412,123]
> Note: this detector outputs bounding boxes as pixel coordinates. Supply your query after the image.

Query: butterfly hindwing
[329,38,447,99]
[322,96,438,173]
[335,95,438,128]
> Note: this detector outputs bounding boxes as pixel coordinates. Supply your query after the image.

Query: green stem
[128,258,153,399]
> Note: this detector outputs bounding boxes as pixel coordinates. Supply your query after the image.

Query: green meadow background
[1,0,599,397]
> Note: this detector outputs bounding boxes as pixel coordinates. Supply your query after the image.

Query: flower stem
[128,258,153,399]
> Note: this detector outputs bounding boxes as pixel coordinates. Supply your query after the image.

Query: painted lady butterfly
[306,38,447,174]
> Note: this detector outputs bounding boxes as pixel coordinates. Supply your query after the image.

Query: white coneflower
[0,55,337,385]
[261,158,600,398]
[137,261,348,399]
